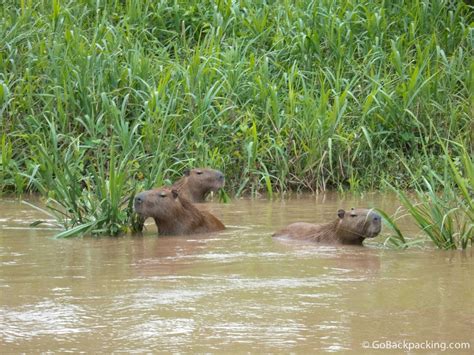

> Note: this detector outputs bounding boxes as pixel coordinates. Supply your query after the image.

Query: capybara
[134,187,225,235]
[272,208,382,246]
[172,168,225,202]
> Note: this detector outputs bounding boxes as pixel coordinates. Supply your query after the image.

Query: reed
[383,143,473,250]
[0,0,472,237]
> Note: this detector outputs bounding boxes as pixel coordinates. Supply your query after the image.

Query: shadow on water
[0,195,473,353]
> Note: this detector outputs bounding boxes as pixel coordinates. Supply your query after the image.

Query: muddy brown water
[1,194,473,353]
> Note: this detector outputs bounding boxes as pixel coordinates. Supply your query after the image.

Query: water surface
[1,194,472,353]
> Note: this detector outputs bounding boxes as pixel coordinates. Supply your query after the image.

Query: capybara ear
[183,169,190,176]
[337,209,345,219]
[171,189,179,199]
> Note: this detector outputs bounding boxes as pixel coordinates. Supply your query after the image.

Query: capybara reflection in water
[273,208,382,246]
[172,168,225,203]
[134,187,225,235]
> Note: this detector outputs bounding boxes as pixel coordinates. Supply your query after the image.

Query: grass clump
[383,142,473,250]
[24,132,147,237]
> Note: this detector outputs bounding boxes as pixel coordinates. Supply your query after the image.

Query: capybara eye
[159,193,166,198]
[350,214,357,217]
[196,171,203,175]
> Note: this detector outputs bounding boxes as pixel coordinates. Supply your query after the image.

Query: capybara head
[134,186,225,235]
[176,168,225,202]
[335,208,382,242]
[134,187,183,221]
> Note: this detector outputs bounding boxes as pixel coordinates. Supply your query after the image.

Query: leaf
[54,220,98,239]
[30,220,45,227]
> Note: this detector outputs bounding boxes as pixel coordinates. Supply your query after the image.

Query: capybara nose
[371,211,382,223]
[217,171,225,181]
[134,193,145,205]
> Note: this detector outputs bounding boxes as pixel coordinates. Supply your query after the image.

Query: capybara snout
[364,210,382,238]
[134,192,144,208]
[197,168,225,191]
[216,171,225,181]
[173,168,225,202]
[134,188,179,220]
[188,168,224,183]
[339,208,381,239]
[134,190,154,216]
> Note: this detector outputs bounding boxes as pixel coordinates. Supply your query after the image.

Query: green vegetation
[383,143,473,250]
[0,1,472,242]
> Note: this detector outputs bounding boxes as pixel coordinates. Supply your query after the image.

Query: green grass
[382,142,473,250]
[0,0,472,239]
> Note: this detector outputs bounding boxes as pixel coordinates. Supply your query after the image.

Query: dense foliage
[0,0,472,240]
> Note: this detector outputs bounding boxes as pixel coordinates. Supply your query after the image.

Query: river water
[1,194,472,353]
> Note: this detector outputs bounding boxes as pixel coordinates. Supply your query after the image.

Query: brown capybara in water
[134,187,225,235]
[172,168,225,203]
[272,208,382,246]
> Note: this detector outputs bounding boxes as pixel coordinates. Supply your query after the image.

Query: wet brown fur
[134,187,225,235]
[272,208,381,246]
[172,168,225,203]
